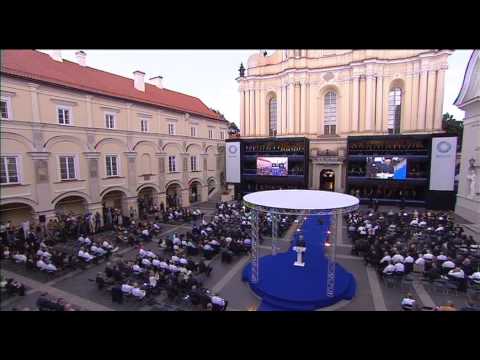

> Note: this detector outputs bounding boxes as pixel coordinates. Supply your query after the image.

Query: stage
[242,215,356,311]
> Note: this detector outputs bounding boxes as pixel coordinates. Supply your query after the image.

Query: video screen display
[366,156,407,180]
[257,157,288,176]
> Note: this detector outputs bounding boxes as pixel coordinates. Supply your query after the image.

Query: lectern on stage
[242,190,359,310]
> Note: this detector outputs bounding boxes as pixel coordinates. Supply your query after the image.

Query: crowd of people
[346,208,480,297]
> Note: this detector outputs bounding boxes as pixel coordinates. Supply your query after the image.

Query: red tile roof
[1,50,223,121]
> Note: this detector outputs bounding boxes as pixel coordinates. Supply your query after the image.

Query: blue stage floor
[242,216,356,311]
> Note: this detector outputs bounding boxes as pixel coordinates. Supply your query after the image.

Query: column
[125,152,138,196]
[156,152,167,207]
[28,83,40,123]
[295,83,301,133]
[425,70,437,130]
[84,152,101,203]
[28,152,53,215]
[181,188,190,207]
[240,90,245,136]
[433,68,446,131]
[411,69,420,131]
[85,95,94,128]
[300,81,307,134]
[255,87,261,136]
[282,84,288,135]
[125,103,133,131]
[375,76,383,132]
[403,73,413,132]
[417,69,428,131]
[365,75,374,131]
[245,89,250,136]
[288,82,295,134]
[351,76,360,132]
[277,86,283,134]
[259,88,266,136]
[249,90,255,137]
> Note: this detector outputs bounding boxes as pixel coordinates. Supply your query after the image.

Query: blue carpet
[243,216,356,311]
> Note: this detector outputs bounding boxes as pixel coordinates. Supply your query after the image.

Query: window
[388,88,402,134]
[168,123,176,135]
[220,131,225,140]
[59,156,76,180]
[208,129,213,139]
[57,106,72,125]
[324,91,337,135]
[191,126,197,137]
[268,97,277,136]
[190,156,198,171]
[141,119,148,132]
[0,156,19,184]
[105,113,115,129]
[168,156,176,172]
[106,155,118,177]
[1,97,12,120]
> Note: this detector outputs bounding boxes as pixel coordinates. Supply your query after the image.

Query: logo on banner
[228,144,238,155]
[437,141,452,154]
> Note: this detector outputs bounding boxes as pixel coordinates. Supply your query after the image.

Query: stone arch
[51,191,91,206]
[162,142,183,152]
[205,145,217,154]
[137,183,161,193]
[1,132,35,152]
[165,179,184,191]
[0,196,38,208]
[165,180,183,208]
[99,186,132,198]
[188,178,204,204]
[188,177,205,187]
[94,137,129,151]
[186,143,202,152]
[132,140,159,152]
[44,135,88,152]
[0,199,36,226]
[52,191,90,216]
[389,78,405,92]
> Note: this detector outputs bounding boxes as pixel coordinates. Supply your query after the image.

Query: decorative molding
[27,151,50,160]
[50,98,78,106]
[100,106,121,113]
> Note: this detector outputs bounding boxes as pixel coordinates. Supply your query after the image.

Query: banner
[226,141,241,183]
[429,137,457,191]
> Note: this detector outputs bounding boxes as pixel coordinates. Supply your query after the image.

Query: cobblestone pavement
[1,202,477,311]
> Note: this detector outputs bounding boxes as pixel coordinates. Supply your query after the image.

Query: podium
[293,246,306,267]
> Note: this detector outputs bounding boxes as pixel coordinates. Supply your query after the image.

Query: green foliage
[442,113,463,148]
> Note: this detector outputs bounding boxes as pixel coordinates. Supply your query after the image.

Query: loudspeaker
[39,215,46,223]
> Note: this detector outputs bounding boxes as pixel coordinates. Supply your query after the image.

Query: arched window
[324,91,337,135]
[268,97,277,136]
[388,88,402,134]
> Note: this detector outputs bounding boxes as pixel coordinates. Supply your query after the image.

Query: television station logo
[228,144,238,155]
[437,141,452,154]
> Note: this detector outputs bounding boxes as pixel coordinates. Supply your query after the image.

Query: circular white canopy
[243,190,359,214]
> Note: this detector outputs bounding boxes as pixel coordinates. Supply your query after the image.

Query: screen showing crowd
[257,157,289,176]
[366,156,407,180]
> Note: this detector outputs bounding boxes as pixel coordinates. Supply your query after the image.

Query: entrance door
[320,169,335,191]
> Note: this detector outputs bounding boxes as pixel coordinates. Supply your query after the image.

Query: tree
[442,113,463,149]
[228,122,240,135]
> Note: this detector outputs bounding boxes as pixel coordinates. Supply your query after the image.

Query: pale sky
[41,49,472,125]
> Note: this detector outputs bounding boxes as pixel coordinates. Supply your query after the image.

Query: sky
[40,49,472,126]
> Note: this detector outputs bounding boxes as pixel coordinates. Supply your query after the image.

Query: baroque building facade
[237,49,451,191]
[0,50,228,225]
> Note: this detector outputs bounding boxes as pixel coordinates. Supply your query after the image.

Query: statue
[467,158,477,198]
